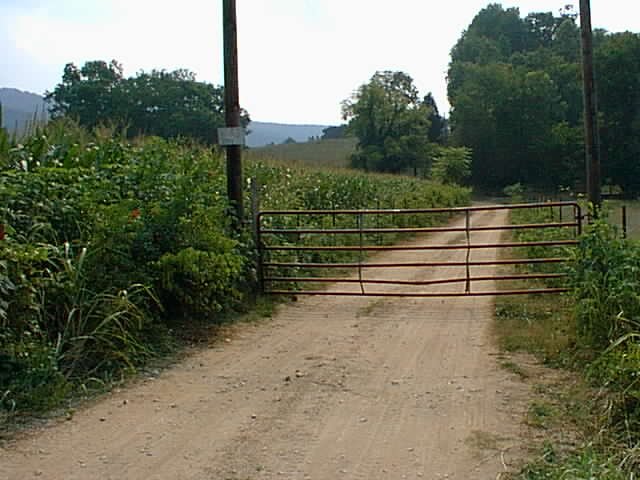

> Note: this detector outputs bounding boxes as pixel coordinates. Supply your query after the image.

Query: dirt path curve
[1,208,530,480]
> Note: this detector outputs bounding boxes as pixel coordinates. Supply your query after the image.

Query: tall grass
[501,208,640,478]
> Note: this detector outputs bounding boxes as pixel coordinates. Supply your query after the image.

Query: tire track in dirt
[0,207,531,480]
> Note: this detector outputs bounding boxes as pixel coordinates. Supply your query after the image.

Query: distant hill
[0,88,49,135]
[0,91,332,146]
[247,121,330,148]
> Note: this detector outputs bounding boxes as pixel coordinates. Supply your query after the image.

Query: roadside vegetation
[0,119,469,424]
[496,204,640,478]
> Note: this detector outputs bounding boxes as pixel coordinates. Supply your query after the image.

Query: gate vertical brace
[358,212,365,295]
[465,210,471,294]
[332,206,336,246]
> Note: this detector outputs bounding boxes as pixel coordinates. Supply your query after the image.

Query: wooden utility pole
[223,0,244,222]
[579,0,601,210]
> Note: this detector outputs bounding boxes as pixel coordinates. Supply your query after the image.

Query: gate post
[251,178,264,294]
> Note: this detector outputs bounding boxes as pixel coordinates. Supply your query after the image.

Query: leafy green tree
[423,93,445,143]
[448,5,589,191]
[321,125,347,140]
[596,32,640,192]
[342,71,432,174]
[552,18,581,62]
[450,62,569,188]
[46,60,247,145]
[432,147,472,185]
[450,4,531,66]
[46,60,124,130]
[120,69,231,144]
[525,12,557,48]
[449,4,640,194]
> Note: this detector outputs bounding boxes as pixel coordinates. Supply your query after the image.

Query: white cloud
[6,1,224,90]
[2,0,639,124]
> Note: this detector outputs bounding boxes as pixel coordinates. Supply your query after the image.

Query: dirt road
[1,208,530,480]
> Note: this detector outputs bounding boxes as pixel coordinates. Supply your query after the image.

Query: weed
[497,206,640,478]
[527,401,556,429]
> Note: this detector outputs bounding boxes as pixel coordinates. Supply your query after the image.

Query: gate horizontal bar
[264,289,570,297]
[258,201,580,218]
[265,273,566,286]
[263,258,569,269]
[264,240,578,252]
[257,202,582,298]
[261,222,579,236]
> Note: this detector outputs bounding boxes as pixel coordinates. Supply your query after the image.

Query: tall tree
[321,125,347,140]
[423,93,445,143]
[46,60,124,129]
[451,4,531,66]
[121,69,229,144]
[448,5,587,190]
[342,71,432,174]
[46,60,248,145]
[449,5,640,194]
[596,32,640,192]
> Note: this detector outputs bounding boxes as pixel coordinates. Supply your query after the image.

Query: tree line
[448,3,640,193]
[341,71,470,185]
[46,5,640,194]
[343,4,640,194]
[46,60,249,145]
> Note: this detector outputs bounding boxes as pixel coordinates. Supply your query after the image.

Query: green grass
[495,297,574,365]
[248,137,357,169]
[494,208,640,479]
[526,401,557,429]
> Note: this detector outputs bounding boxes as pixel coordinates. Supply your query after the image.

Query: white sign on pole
[218,127,246,146]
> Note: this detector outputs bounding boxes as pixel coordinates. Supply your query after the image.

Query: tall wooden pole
[223,0,244,222]
[580,0,601,210]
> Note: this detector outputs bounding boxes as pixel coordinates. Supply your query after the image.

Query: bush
[571,220,640,348]
[1,338,70,414]
[431,146,472,185]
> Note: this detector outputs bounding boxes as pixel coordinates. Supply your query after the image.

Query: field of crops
[248,137,357,169]
[0,121,469,417]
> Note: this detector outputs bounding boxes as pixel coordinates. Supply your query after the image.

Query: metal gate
[256,202,582,297]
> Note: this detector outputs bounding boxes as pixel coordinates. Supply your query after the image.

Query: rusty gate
[255,202,582,297]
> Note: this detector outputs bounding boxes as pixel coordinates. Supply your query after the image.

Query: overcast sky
[1,1,638,125]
